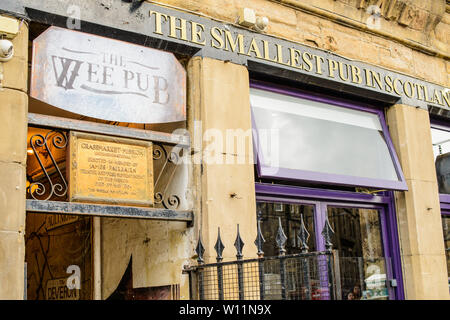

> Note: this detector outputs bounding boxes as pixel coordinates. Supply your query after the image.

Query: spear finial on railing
[195,231,205,264]
[321,215,335,251]
[254,219,265,258]
[234,224,245,260]
[276,217,287,256]
[298,214,310,253]
[214,227,225,262]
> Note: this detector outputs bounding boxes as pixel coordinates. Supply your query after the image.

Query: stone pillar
[0,15,28,300]
[386,104,449,300]
[187,57,257,264]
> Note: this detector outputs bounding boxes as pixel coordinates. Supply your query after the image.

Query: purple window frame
[250,81,408,191]
[433,121,450,286]
[250,81,405,299]
[440,194,450,212]
[255,182,405,300]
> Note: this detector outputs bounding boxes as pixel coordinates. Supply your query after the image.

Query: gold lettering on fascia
[148,9,450,108]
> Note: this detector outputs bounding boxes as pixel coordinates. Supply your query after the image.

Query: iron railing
[189,212,393,300]
[189,214,343,300]
[195,250,339,300]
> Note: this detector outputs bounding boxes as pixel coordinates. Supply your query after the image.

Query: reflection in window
[257,201,315,257]
[251,88,400,182]
[432,127,450,194]
[432,127,450,160]
[327,207,388,300]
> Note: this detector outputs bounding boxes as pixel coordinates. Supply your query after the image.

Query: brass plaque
[68,132,154,206]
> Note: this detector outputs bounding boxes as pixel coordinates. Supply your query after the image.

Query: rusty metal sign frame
[28,113,190,147]
[26,199,193,222]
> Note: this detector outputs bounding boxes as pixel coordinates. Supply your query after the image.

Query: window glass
[327,207,388,300]
[431,127,450,194]
[257,201,316,257]
[251,87,401,184]
[431,127,450,160]
[255,200,393,300]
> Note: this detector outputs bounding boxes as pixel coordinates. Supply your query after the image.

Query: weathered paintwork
[31,26,186,123]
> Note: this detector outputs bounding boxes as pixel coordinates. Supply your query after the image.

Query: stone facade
[151,0,448,87]
[0,15,28,300]
[0,0,448,300]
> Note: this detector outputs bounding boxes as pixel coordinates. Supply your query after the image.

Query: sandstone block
[0,231,24,300]
[0,89,28,164]
[0,162,26,233]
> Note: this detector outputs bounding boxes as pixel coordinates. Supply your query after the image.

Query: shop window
[252,83,404,299]
[432,125,450,194]
[431,122,450,287]
[257,202,316,257]
[250,84,407,190]
[255,191,397,300]
[328,207,388,299]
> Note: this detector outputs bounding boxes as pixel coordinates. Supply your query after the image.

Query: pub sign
[31,26,186,123]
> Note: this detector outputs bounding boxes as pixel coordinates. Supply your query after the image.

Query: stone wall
[0,15,28,300]
[1,0,448,300]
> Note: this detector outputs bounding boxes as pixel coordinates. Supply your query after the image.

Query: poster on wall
[30,26,186,123]
[25,214,92,300]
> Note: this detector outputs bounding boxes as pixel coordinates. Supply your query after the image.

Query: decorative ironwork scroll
[28,130,68,201]
[152,143,184,210]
